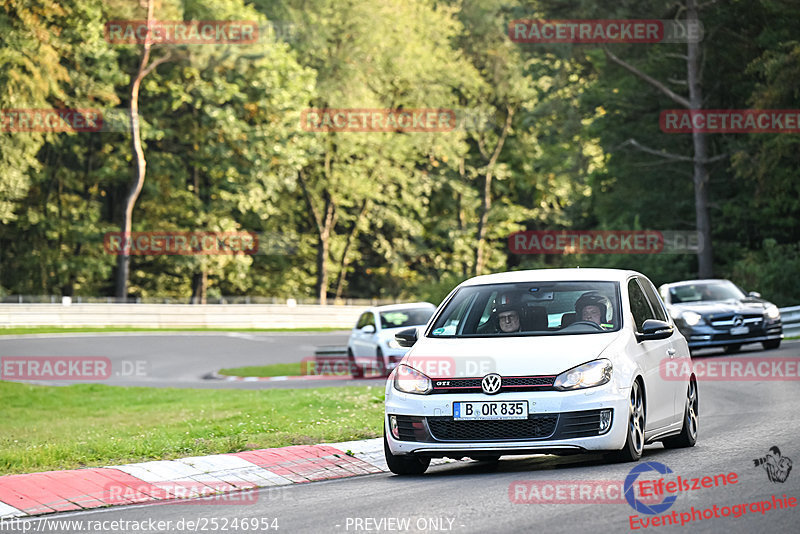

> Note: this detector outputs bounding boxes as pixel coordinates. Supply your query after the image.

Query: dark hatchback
[659,279,783,353]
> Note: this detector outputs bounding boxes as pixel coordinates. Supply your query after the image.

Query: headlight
[681,311,703,326]
[387,338,402,349]
[393,364,432,395]
[554,359,612,391]
[765,305,780,320]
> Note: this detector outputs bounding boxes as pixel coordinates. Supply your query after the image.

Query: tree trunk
[474,107,514,276]
[115,0,170,298]
[334,199,368,301]
[191,270,208,304]
[297,166,337,305]
[602,0,715,278]
[687,0,713,277]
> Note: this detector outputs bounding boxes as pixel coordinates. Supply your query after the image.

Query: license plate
[730,326,749,335]
[453,401,528,420]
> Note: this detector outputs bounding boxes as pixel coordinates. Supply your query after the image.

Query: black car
[659,279,783,353]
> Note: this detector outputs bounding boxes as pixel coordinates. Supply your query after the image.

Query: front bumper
[384,384,630,457]
[677,321,782,349]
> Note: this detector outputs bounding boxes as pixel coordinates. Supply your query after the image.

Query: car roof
[459,268,643,287]
[367,302,436,313]
[661,279,734,288]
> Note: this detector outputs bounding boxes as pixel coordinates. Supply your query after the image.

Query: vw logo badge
[481,373,502,395]
[733,315,744,327]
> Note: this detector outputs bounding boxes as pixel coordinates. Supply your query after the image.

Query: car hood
[401,332,621,378]
[669,299,770,317]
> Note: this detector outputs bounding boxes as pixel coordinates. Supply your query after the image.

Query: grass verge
[0,326,346,336]
[0,381,383,475]
[218,363,305,377]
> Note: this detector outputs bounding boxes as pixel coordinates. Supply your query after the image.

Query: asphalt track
[2,335,800,533]
[0,332,362,389]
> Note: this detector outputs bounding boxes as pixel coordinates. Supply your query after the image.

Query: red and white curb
[0,438,443,519]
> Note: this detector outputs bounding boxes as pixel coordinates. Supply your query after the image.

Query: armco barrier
[781,306,800,338]
[0,304,362,329]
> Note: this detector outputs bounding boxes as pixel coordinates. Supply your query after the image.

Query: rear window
[380,308,434,329]
[429,281,620,338]
[669,281,745,303]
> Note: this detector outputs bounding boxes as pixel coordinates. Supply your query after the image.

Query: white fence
[0,303,362,329]
[0,303,797,335]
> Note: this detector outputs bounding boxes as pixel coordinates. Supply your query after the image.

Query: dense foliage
[1,0,797,305]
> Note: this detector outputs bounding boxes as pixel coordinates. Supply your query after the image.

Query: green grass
[218,363,305,377]
[0,381,383,475]
[0,326,346,336]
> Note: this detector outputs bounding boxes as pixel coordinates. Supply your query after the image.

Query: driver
[574,292,610,326]
[496,293,521,333]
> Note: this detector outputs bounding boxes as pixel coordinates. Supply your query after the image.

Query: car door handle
[666,348,676,358]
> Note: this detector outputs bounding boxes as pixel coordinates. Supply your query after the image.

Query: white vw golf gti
[384,268,698,475]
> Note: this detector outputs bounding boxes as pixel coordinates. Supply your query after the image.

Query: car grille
[709,314,763,328]
[430,375,556,394]
[427,415,558,441]
[394,415,427,442]
[391,409,611,443]
[559,410,611,438]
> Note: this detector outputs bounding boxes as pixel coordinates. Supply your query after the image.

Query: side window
[639,278,668,322]
[430,291,477,336]
[356,312,373,329]
[628,279,655,332]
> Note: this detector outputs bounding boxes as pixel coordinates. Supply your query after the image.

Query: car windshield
[669,281,746,303]
[380,308,434,329]
[428,281,620,338]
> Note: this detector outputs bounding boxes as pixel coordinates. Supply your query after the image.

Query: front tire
[384,432,430,475]
[663,379,698,449]
[762,339,781,350]
[347,348,364,378]
[612,380,645,462]
[724,344,741,354]
[375,347,387,377]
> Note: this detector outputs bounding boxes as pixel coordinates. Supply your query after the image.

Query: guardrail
[780,306,800,338]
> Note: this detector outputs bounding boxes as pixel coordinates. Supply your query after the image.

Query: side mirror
[748,291,762,298]
[395,327,418,348]
[636,319,673,342]
[361,324,376,334]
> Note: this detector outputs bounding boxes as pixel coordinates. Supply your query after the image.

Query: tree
[115,0,173,298]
